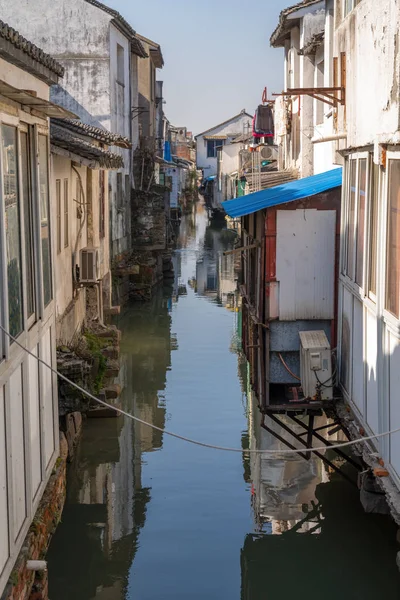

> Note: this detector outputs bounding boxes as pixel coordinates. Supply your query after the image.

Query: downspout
[72,164,87,287]
[311,133,347,144]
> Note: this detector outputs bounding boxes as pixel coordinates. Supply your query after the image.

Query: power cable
[1,324,398,458]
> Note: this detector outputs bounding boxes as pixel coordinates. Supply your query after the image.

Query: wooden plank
[223,242,259,256]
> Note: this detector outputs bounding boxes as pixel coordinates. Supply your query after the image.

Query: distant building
[1,0,148,261]
[195,110,252,177]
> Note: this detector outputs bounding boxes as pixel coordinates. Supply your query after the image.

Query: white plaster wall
[196,113,252,175]
[0,58,49,100]
[221,143,240,175]
[335,0,400,147]
[52,156,87,337]
[0,0,112,128]
[109,24,132,258]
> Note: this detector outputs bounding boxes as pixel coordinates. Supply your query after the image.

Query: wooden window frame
[63,179,69,248]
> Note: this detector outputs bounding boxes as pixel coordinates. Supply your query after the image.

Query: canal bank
[46,202,400,600]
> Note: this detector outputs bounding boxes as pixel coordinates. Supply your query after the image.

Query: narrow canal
[47,201,400,600]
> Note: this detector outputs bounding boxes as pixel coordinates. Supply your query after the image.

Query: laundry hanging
[254,104,274,138]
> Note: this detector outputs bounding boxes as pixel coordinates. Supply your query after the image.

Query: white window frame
[343,0,361,19]
[382,151,400,333]
[341,152,370,299]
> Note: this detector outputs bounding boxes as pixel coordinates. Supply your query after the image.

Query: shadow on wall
[51,85,111,129]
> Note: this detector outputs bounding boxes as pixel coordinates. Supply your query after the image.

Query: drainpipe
[72,164,87,286]
[311,133,347,144]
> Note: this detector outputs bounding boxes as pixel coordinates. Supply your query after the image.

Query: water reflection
[242,377,400,599]
[47,201,400,600]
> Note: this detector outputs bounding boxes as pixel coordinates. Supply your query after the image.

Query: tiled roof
[51,124,124,169]
[195,110,253,139]
[298,31,325,55]
[270,0,324,47]
[51,118,131,148]
[83,0,148,57]
[0,20,64,77]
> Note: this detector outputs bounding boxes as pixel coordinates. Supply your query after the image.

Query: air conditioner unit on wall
[299,331,333,401]
[80,248,99,284]
[260,145,277,161]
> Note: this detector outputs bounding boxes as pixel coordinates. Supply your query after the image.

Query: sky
[103,0,290,135]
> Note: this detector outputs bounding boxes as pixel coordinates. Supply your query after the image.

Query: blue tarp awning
[222,167,343,218]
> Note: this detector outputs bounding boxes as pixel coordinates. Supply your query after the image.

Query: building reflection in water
[47,288,176,600]
[240,369,400,600]
[194,219,240,308]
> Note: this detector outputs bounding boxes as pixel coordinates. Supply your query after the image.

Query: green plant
[83,332,108,394]
[9,570,19,586]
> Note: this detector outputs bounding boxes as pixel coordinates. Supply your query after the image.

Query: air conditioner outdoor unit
[299,330,333,401]
[80,248,99,284]
[260,146,278,160]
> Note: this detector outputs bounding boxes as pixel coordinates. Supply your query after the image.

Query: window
[368,163,379,297]
[355,158,367,286]
[343,0,361,17]
[64,179,69,248]
[386,160,400,317]
[56,180,61,253]
[99,170,105,238]
[346,160,357,279]
[206,139,224,158]
[20,130,35,320]
[2,125,23,338]
[116,44,124,84]
[38,134,52,307]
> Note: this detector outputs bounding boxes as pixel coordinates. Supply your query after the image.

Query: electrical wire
[278,352,301,382]
[2,324,400,457]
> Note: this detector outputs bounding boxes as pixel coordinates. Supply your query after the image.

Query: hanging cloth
[254,104,274,138]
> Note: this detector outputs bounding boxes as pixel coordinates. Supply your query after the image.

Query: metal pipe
[72,165,87,284]
[311,133,347,144]
[26,560,47,571]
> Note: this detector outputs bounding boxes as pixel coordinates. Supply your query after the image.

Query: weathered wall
[335,0,400,147]
[0,0,112,129]
[109,24,132,260]
[0,57,49,100]
[137,39,156,141]
[52,156,87,342]
[196,112,252,176]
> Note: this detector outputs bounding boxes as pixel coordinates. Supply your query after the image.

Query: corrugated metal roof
[222,168,342,218]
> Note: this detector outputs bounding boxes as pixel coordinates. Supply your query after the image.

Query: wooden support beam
[223,242,260,256]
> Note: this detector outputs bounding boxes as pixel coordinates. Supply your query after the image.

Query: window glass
[386,160,400,317]
[38,134,52,306]
[206,140,224,159]
[64,179,69,248]
[346,160,357,279]
[368,163,379,296]
[56,179,61,253]
[355,158,367,286]
[20,131,35,319]
[2,125,23,338]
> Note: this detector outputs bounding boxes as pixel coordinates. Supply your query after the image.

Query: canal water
[47,201,400,600]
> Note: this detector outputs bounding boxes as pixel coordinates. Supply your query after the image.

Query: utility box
[80,248,99,284]
[299,330,333,400]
